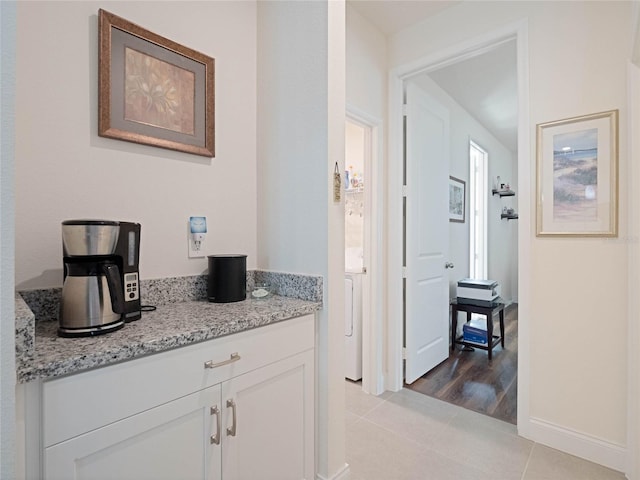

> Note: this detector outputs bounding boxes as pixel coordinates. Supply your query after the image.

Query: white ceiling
[347,0,518,153]
[416,41,518,152]
[348,0,461,36]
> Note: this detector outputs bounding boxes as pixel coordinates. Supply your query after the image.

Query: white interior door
[404,81,450,384]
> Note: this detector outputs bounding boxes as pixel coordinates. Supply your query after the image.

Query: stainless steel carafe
[59,262,124,331]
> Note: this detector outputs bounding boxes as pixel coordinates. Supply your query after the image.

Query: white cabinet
[45,384,222,480]
[30,315,315,480]
[222,351,314,480]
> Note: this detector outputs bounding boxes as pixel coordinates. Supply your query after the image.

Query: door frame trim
[386,20,531,431]
[346,105,385,395]
[627,58,640,479]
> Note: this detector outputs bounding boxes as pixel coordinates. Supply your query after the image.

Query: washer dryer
[345,273,363,381]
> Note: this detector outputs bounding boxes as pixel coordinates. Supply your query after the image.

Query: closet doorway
[344,109,385,396]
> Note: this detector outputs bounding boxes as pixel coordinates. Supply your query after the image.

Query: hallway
[406,304,518,424]
[345,380,624,480]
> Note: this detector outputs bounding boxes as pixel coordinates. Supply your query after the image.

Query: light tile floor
[345,381,625,480]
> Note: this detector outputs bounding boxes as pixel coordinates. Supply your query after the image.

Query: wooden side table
[450,299,505,360]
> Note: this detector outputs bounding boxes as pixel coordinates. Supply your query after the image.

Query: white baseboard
[522,416,627,473]
[316,463,350,480]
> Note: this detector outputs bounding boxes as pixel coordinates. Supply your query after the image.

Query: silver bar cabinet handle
[210,406,221,445]
[204,352,241,369]
[226,399,237,437]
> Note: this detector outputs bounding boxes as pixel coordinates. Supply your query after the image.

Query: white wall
[411,75,517,302]
[389,1,631,470]
[257,2,347,479]
[346,5,387,122]
[14,1,258,289]
[256,0,328,275]
[1,3,17,478]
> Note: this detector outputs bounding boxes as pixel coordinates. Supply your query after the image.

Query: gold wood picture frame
[99,9,215,157]
[536,110,618,237]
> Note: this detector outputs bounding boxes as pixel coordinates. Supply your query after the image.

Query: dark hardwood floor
[405,304,518,424]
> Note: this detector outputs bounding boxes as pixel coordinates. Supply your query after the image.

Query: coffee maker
[59,220,141,337]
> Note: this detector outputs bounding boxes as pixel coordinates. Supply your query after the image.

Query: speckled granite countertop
[16,271,322,383]
[15,293,35,360]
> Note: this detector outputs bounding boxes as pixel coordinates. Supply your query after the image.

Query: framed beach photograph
[449,176,466,223]
[98,9,215,157]
[536,110,618,237]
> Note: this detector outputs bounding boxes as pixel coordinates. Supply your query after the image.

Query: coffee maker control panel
[125,272,139,301]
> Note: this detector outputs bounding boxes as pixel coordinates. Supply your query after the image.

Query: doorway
[344,118,367,383]
[345,108,385,396]
[386,22,531,429]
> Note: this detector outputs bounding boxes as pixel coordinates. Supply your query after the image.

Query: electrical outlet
[188,216,207,258]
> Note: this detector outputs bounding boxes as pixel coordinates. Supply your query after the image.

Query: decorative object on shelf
[98,9,215,157]
[448,176,466,223]
[345,165,364,191]
[536,110,618,237]
[492,176,515,196]
[500,207,518,220]
[494,180,517,219]
[492,188,515,197]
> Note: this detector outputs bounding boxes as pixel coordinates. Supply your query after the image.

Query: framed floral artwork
[98,9,215,157]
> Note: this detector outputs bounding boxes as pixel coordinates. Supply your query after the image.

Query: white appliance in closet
[344,273,363,381]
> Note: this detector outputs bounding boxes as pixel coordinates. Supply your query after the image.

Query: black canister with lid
[207,254,247,303]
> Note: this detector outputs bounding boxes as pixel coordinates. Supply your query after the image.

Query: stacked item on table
[456,278,501,307]
[462,317,488,344]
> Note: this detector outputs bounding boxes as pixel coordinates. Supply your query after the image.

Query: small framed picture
[536,110,618,236]
[449,176,466,223]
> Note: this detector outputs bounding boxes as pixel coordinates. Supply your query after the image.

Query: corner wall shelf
[492,189,515,197]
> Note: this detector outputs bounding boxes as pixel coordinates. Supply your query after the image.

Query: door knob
[445,262,454,269]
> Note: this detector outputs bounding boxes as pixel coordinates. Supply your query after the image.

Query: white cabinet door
[45,385,222,480]
[222,350,315,480]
